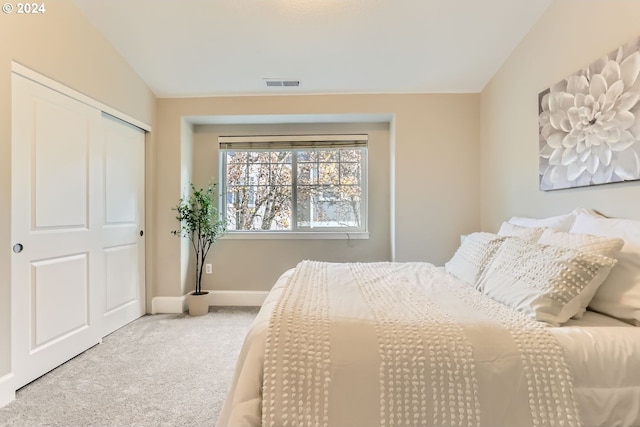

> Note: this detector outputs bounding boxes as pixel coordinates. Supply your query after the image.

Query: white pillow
[498,222,545,241]
[477,237,617,326]
[508,207,600,232]
[445,232,506,287]
[508,213,575,232]
[537,228,624,318]
[570,213,640,324]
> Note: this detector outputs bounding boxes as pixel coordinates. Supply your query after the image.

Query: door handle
[12,243,23,253]
[139,230,144,237]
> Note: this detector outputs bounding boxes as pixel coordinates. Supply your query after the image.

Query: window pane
[340,162,361,185]
[270,151,292,163]
[247,163,269,186]
[318,150,338,162]
[297,162,317,185]
[261,186,292,230]
[269,157,292,186]
[227,163,249,185]
[225,185,249,230]
[318,163,340,185]
[227,151,247,163]
[247,152,262,163]
[297,185,362,228]
[339,148,362,163]
[297,150,316,162]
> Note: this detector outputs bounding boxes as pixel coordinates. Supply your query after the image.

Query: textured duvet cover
[216,261,640,427]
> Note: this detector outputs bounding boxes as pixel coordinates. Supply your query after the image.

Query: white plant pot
[186,291,210,316]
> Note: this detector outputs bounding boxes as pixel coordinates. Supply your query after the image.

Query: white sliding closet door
[11,75,103,388]
[100,113,145,337]
[11,74,145,389]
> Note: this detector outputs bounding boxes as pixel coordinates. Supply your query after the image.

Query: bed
[216,208,640,427]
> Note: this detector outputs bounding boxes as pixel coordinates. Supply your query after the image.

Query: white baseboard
[0,373,15,409]
[151,296,187,314]
[209,290,268,307]
[151,290,268,314]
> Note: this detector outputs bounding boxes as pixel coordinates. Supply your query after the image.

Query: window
[219,134,368,234]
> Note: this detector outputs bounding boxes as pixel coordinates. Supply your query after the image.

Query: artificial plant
[172,182,227,295]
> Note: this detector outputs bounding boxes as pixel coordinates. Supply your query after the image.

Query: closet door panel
[33,99,88,229]
[11,75,102,389]
[100,114,145,337]
[31,254,89,347]
[104,244,138,313]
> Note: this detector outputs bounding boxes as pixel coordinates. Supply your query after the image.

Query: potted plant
[172,182,227,316]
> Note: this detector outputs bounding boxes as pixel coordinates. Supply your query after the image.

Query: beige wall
[155,94,480,296]
[179,121,195,295]
[0,0,155,388]
[190,122,391,292]
[480,0,640,231]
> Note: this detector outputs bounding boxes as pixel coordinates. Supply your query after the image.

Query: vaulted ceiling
[72,0,552,97]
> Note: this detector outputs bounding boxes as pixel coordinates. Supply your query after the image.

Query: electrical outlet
[205,263,212,274]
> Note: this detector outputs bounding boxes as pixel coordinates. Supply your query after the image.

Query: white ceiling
[71,0,552,98]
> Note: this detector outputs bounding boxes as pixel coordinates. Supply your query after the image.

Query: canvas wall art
[538,36,640,190]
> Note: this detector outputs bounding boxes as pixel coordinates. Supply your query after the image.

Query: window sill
[221,231,370,240]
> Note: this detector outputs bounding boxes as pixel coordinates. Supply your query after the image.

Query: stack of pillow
[445,208,640,326]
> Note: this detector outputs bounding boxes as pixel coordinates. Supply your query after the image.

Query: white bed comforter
[216,261,640,427]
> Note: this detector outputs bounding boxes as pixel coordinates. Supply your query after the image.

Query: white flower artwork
[539,36,640,190]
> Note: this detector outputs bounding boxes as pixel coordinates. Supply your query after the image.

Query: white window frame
[219,134,369,239]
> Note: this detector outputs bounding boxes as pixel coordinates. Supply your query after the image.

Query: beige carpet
[0,307,259,427]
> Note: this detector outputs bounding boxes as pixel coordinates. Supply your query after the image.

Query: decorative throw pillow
[537,228,624,318]
[477,237,617,326]
[498,222,545,241]
[445,232,506,287]
[538,228,624,258]
[570,212,640,325]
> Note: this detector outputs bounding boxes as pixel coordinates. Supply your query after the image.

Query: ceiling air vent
[264,79,300,88]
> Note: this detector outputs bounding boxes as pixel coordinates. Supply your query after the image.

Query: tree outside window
[220,137,367,233]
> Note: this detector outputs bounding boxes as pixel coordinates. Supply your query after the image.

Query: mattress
[216,264,640,427]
